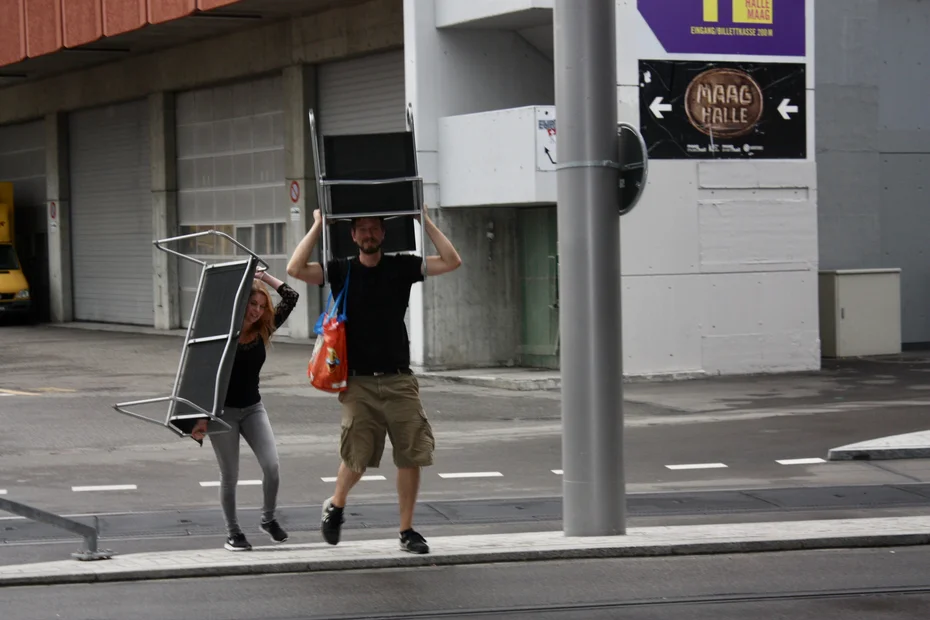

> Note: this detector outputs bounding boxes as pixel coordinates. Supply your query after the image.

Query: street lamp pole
[554,0,626,536]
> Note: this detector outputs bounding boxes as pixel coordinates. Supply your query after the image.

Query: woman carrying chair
[191,270,299,551]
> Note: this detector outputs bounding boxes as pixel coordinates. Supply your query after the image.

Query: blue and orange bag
[308,263,350,393]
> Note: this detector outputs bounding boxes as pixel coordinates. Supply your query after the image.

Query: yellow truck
[0,182,31,320]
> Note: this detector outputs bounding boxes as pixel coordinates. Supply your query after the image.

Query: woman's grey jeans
[207,402,280,536]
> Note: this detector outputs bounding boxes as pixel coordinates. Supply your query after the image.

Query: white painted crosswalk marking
[438,472,504,479]
[665,463,728,470]
[199,480,262,487]
[776,458,826,465]
[72,484,137,492]
[320,475,386,483]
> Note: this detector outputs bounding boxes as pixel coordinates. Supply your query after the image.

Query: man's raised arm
[421,206,462,276]
[286,209,325,286]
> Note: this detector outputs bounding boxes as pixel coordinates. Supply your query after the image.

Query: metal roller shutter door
[175,75,289,334]
[318,50,407,135]
[70,101,153,325]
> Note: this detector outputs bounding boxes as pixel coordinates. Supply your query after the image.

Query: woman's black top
[224,282,299,408]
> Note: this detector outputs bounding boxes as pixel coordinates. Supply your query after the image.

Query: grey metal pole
[554,0,625,536]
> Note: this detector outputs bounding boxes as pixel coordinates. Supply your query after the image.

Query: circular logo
[684,68,764,139]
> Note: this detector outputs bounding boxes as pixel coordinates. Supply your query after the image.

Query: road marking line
[776,458,826,465]
[0,489,6,495]
[665,463,728,470]
[320,475,386,482]
[36,387,77,393]
[72,484,137,492]
[551,469,564,475]
[0,388,39,396]
[199,480,262,487]
[438,472,504,479]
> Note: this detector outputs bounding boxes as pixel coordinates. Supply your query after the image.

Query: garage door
[70,101,153,325]
[175,75,289,333]
[318,50,406,135]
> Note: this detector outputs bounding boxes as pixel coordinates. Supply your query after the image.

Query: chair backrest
[322,130,420,257]
[323,132,417,180]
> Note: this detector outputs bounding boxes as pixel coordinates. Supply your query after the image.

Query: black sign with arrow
[638,59,807,160]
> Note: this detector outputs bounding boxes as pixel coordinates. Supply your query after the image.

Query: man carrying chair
[287,205,461,554]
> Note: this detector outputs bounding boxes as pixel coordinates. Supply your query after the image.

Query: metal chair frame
[309,103,427,284]
[113,230,269,438]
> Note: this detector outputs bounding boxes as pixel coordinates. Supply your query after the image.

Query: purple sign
[638,0,806,57]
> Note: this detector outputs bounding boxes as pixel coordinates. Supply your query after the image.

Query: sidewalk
[2,515,930,586]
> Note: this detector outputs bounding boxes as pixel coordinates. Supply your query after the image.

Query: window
[178,225,236,256]
[0,244,19,270]
[254,222,286,256]
[235,226,252,256]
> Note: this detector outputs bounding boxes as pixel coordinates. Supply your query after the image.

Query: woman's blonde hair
[245,279,276,348]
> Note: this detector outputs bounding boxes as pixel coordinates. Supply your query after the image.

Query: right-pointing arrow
[778,98,799,120]
[649,96,673,119]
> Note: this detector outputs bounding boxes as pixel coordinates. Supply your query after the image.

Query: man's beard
[358,240,381,255]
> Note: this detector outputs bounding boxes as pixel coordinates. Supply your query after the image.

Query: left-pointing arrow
[778,98,799,120]
[649,96,673,119]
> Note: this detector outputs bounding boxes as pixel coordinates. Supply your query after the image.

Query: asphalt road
[2,325,930,558]
[2,546,928,619]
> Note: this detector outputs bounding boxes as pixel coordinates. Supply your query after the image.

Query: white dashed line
[320,475,386,483]
[71,485,137,492]
[776,458,826,465]
[438,472,504,479]
[551,469,564,475]
[665,463,728,470]
[199,480,262,487]
[0,489,7,495]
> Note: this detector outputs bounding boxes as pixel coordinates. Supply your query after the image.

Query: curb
[827,430,930,461]
[4,532,930,587]
[422,374,561,392]
[828,446,930,461]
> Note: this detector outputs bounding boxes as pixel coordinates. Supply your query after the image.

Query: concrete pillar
[150,92,180,330]
[282,64,321,339]
[45,112,72,323]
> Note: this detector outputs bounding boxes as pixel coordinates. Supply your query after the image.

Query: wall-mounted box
[438,106,557,208]
[819,269,902,358]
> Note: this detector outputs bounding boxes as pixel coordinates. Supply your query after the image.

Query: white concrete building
[0,0,920,377]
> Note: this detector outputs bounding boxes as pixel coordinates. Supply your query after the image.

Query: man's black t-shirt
[326,254,424,373]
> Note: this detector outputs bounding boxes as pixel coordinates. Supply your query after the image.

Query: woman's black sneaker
[260,519,288,543]
[224,533,252,551]
[399,529,429,554]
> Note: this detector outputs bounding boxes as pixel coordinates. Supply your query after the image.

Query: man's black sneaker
[321,497,344,545]
[260,519,288,543]
[224,533,252,552]
[399,529,430,554]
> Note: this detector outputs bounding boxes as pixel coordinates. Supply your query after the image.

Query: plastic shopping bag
[308,266,350,393]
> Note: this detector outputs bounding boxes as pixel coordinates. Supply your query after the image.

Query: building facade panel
[70,100,154,325]
[63,0,105,49]
[23,0,61,58]
[102,0,147,37]
[0,0,26,66]
[148,0,195,25]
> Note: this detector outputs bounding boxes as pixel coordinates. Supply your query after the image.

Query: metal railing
[0,497,113,561]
